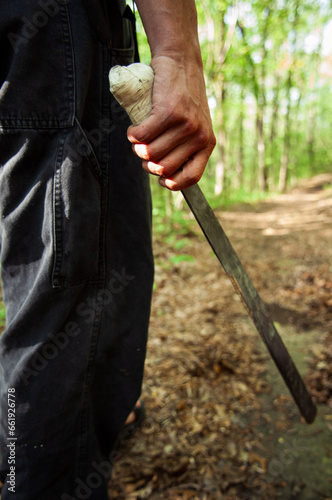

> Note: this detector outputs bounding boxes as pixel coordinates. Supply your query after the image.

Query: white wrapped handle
[109,63,154,126]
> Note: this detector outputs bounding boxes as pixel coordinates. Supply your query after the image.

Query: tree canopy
[135,0,332,206]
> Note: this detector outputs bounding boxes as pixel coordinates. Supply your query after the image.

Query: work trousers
[0,1,154,498]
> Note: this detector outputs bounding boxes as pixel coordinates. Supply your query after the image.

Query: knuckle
[128,128,145,145]
[183,115,198,137]
[148,160,169,177]
[166,106,183,125]
[144,149,155,162]
[211,133,217,149]
[156,164,168,177]
[137,149,146,161]
[196,124,210,148]
[134,144,153,162]
[192,170,203,185]
[185,166,202,187]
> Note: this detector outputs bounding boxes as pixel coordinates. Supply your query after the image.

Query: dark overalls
[0,1,154,498]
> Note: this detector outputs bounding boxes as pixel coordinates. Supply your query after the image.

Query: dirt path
[111,174,332,499]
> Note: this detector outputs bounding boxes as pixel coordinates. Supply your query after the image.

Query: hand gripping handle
[109,63,318,425]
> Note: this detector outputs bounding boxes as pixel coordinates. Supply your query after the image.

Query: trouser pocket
[52,121,106,288]
[0,126,106,295]
[82,0,139,60]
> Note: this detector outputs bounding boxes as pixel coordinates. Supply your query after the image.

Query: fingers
[158,147,214,191]
[130,117,200,162]
[129,113,215,191]
[134,120,210,169]
[133,134,215,191]
[140,141,214,191]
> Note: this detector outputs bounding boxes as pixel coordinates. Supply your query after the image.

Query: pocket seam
[73,119,103,180]
[52,129,105,289]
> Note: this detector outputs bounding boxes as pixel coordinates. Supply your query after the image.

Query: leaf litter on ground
[110,174,332,499]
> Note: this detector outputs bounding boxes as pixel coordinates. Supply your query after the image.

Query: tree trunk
[257,111,267,191]
[257,6,271,192]
[278,0,299,192]
[236,89,244,188]
[279,80,291,192]
[215,122,226,195]
[270,74,280,143]
[269,73,281,189]
[307,104,315,170]
[214,21,226,196]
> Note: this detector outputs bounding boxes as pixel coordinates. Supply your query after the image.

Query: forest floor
[110,173,332,500]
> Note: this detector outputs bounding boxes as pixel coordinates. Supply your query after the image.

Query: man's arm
[128,0,216,191]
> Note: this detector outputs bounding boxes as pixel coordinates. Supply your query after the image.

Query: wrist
[150,49,204,79]
[135,0,201,65]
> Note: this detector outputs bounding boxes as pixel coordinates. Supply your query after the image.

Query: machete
[109,63,317,424]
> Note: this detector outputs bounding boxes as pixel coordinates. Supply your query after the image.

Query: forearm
[135,0,202,64]
[129,0,216,191]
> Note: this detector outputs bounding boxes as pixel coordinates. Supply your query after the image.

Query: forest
[106,2,332,498]
[0,1,331,498]
[135,0,332,217]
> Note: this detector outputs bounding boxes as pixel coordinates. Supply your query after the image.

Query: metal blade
[182,184,317,424]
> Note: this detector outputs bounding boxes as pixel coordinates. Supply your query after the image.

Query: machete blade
[182,183,317,424]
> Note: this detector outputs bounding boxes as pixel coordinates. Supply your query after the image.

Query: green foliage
[134,6,151,64]
[0,306,5,324]
[150,183,197,238]
[0,294,5,333]
[169,254,195,264]
[133,0,332,228]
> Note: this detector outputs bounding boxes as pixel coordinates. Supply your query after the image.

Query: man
[0,1,215,498]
